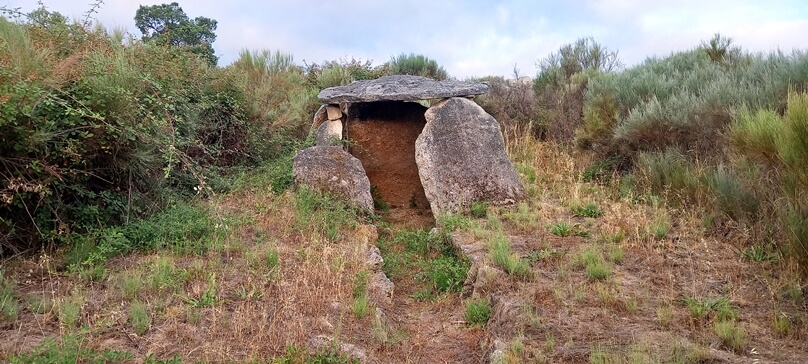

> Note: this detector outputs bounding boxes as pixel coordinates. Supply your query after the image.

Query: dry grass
[0,136,806,363]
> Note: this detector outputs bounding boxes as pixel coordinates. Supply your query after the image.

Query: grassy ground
[0,137,806,363]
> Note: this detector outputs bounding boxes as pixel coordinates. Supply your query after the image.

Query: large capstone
[415,97,524,215]
[293,146,373,211]
[318,75,489,103]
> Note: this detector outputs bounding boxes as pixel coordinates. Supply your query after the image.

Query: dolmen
[292,75,524,216]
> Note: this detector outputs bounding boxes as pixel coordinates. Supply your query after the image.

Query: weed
[683,296,737,321]
[649,215,672,240]
[656,304,674,328]
[550,221,588,237]
[464,299,491,326]
[148,257,189,293]
[130,301,151,335]
[607,246,624,264]
[470,201,488,218]
[772,312,792,337]
[26,294,53,315]
[526,247,563,263]
[743,244,779,262]
[0,272,19,326]
[437,214,474,231]
[235,283,263,301]
[58,293,85,328]
[265,248,280,270]
[77,265,106,282]
[118,272,143,300]
[599,230,624,244]
[489,234,532,279]
[714,320,747,353]
[543,333,555,353]
[501,202,541,232]
[371,185,390,212]
[185,273,219,308]
[570,201,603,218]
[418,255,469,294]
[595,283,617,306]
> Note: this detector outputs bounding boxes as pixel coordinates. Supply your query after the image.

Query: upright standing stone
[415,97,524,215]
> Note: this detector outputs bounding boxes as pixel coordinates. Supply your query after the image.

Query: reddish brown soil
[346,101,430,211]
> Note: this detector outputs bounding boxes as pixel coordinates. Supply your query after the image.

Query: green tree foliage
[389,53,448,80]
[134,2,218,66]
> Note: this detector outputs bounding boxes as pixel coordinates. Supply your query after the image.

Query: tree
[134,2,218,66]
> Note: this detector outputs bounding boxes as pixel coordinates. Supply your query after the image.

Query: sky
[2,0,808,78]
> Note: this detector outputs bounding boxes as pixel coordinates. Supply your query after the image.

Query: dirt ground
[1,140,806,363]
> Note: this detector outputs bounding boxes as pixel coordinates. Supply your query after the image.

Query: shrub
[388,53,448,80]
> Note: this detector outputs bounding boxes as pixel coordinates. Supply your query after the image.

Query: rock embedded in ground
[315,119,343,146]
[292,146,373,211]
[415,97,524,214]
[369,271,394,305]
[366,245,384,271]
[318,75,489,103]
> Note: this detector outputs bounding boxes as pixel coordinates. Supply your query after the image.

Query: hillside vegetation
[0,4,806,363]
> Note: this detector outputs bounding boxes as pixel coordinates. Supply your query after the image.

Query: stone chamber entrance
[345,101,433,225]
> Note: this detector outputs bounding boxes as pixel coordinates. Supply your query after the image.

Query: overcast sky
[3,0,808,78]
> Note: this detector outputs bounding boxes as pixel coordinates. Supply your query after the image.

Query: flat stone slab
[318,75,489,103]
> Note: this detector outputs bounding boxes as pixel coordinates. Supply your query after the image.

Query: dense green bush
[389,53,448,80]
[0,8,295,254]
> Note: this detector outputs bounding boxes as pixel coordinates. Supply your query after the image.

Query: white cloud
[2,0,807,77]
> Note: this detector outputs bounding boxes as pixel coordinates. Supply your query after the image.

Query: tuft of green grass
[714,320,747,353]
[649,216,672,240]
[58,293,85,329]
[118,272,143,300]
[265,248,280,270]
[130,301,151,335]
[148,257,189,293]
[0,272,20,326]
[470,201,488,218]
[464,299,491,326]
[352,271,370,317]
[570,202,603,218]
[607,245,624,264]
[437,214,474,232]
[489,234,532,279]
[579,247,611,281]
[8,335,133,363]
[772,312,792,337]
